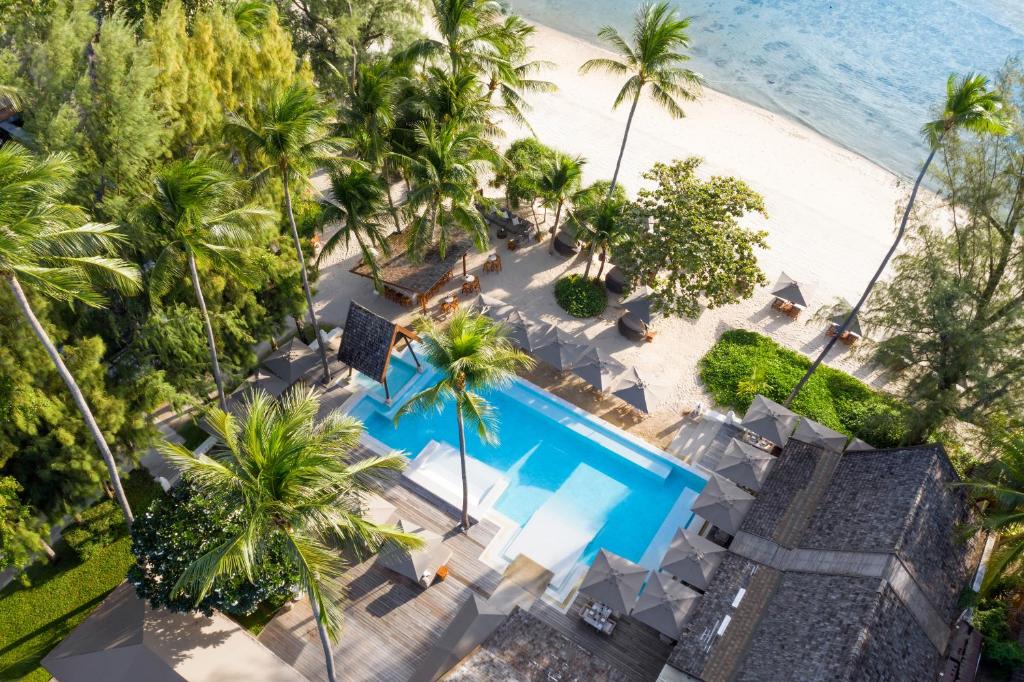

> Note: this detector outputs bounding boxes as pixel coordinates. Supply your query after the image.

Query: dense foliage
[555,275,607,318]
[62,469,163,562]
[615,158,769,319]
[0,476,49,576]
[129,481,300,616]
[700,330,909,447]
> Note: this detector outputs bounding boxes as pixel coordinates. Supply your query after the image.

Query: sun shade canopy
[692,474,755,535]
[579,549,648,615]
[338,301,419,393]
[659,528,727,591]
[771,272,812,308]
[741,395,799,447]
[631,571,701,638]
[714,438,776,492]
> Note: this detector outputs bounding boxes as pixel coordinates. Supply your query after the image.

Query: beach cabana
[771,272,812,308]
[659,528,727,591]
[350,233,472,312]
[792,418,849,452]
[530,324,589,372]
[611,367,665,413]
[714,438,776,492]
[337,301,420,403]
[377,518,452,588]
[605,266,627,295]
[740,395,798,447]
[41,583,304,682]
[571,347,626,393]
[579,549,648,615]
[261,337,320,385]
[692,474,755,535]
[630,571,700,639]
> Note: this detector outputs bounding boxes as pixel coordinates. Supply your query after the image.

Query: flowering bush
[128,481,299,617]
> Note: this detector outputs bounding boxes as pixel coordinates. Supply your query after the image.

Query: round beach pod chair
[553,230,579,258]
[617,312,647,343]
[605,266,626,295]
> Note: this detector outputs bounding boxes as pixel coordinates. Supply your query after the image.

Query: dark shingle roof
[338,301,398,382]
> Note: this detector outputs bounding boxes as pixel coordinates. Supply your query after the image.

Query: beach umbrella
[262,337,320,385]
[377,518,452,586]
[579,549,648,615]
[659,528,727,591]
[771,272,812,308]
[621,288,655,324]
[830,298,863,338]
[631,571,700,638]
[531,325,590,372]
[792,418,849,452]
[692,474,755,535]
[611,367,666,413]
[740,395,798,447]
[714,438,776,492]
[846,437,874,452]
[498,310,535,350]
[473,293,515,321]
[571,347,627,393]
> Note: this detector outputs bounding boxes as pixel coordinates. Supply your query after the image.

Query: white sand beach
[312,19,911,423]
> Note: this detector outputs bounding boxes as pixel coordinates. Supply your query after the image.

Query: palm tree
[396,310,533,530]
[785,73,1011,408]
[487,15,556,129]
[962,434,1024,593]
[570,190,628,279]
[225,82,344,381]
[412,0,506,75]
[537,152,586,254]
[315,165,392,286]
[142,157,270,412]
[400,120,497,259]
[580,2,702,199]
[0,143,141,526]
[161,387,421,682]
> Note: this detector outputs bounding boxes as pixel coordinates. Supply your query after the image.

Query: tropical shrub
[63,470,163,562]
[128,481,300,617]
[555,275,607,318]
[699,329,909,447]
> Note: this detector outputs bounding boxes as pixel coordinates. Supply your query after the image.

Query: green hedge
[64,469,164,561]
[699,329,909,447]
[554,275,607,318]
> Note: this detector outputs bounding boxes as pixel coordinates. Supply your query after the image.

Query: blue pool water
[349,355,706,567]
[507,0,1024,180]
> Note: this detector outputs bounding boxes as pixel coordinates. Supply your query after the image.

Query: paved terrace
[257,447,672,682]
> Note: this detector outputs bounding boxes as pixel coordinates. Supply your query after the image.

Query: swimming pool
[348,352,707,586]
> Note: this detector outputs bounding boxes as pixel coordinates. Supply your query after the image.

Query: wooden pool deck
[257,447,673,681]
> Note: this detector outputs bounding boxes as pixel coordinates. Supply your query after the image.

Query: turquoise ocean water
[507,0,1024,179]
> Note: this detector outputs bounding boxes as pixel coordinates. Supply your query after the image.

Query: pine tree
[144,0,191,154]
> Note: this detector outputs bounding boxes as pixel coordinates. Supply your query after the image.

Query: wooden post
[405,336,422,371]
[462,254,467,278]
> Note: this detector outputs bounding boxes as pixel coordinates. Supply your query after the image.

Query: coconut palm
[161,386,421,682]
[571,190,628,279]
[580,2,702,198]
[225,82,344,381]
[315,165,392,286]
[486,15,556,129]
[400,120,497,259]
[412,0,507,74]
[537,152,586,254]
[142,157,271,411]
[962,434,1024,593]
[0,143,141,525]
[396,310,533,530]
[785,73,1011,408]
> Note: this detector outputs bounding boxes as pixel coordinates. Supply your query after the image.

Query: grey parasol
[377,518,452,587]
[530,324,590,371]
[792,418,849,452]
[499,310,536,350]
[611,367,665,413]
[473,293,516,321]
[846,437,874,452]
[631,571,701,638]
[621,288,655,324]
[740,395,798,447]
[771,272,812,308]
[692,474,755,535]
[714,438,776,492]
[830,298,863,338]
[579,549,648,615]
[659,528,727,591]
[571,347,627,393]
[262,337,320,385]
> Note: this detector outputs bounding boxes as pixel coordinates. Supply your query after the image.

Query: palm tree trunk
[40,538,56,562]
[548,201,563,255]
[6,274,134,527]
[186,252,228,412]
[283,172,332,382]
[309,591,338,682]
[385,181,402,234]
[607,89,641,200]
[597,248,608,278]
[583,244,596,279]
[785,145,940,409]
[455,406,470,532]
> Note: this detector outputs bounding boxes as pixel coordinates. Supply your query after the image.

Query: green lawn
[699,329,909,447]
[0,471,163,681]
